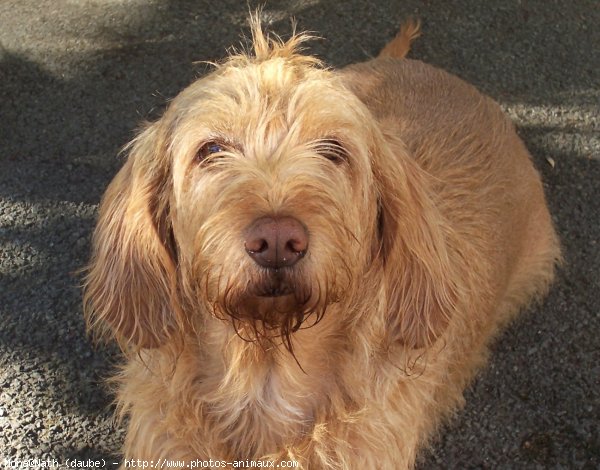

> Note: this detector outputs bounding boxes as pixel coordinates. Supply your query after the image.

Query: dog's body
[85,20,560,469]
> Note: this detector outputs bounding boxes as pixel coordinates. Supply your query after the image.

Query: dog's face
[84,26,457,353]
[167,49,382,346]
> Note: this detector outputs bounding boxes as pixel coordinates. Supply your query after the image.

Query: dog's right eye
[314,139,349,165]
[196,141,225,163]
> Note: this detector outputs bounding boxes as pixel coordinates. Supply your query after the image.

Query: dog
[84,16,561,469]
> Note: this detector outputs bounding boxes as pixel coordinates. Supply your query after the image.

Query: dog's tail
[378,19,421,59]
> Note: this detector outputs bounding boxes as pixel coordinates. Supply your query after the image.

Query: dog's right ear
[83,123,181,351]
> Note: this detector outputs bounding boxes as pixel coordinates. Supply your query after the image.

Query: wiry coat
[84,19,560,469]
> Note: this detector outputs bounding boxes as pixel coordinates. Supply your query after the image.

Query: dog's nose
[244,216,308,269]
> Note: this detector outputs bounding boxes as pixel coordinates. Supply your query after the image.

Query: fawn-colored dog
[84,17,560,469]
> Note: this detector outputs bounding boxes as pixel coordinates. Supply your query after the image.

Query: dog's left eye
[315,139,348,165]
[196,141,226,163]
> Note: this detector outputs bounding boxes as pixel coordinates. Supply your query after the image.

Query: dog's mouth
[254,276,295,298]
[257,287,293,298]
[226,269,314,325]
[202,263,337,352]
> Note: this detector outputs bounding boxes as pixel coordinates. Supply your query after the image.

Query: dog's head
[84,18,457,353]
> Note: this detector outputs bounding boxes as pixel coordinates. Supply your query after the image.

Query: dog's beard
[198,263,343,353]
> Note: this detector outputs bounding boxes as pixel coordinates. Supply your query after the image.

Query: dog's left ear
[371,131,459,350]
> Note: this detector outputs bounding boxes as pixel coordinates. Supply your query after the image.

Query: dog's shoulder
[339,58,489,123]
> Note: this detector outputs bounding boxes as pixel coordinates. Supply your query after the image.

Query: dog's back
[342,27,561,360]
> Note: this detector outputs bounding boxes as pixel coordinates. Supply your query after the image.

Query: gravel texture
[1,1,598,468]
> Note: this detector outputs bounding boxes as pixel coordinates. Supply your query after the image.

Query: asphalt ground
[0,1,598,468]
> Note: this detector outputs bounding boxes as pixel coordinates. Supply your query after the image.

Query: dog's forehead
[171,57,367,142]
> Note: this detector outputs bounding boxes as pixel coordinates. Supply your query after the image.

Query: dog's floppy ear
[372,131,459,350]
[83,123,181,351]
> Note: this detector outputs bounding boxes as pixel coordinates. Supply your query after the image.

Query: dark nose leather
[244,216,308,269]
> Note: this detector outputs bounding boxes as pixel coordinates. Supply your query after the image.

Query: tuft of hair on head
[225,9,322,68]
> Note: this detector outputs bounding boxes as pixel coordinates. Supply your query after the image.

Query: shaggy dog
[84,17,561,469]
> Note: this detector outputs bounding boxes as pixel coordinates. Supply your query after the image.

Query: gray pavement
[1,1,598,468]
